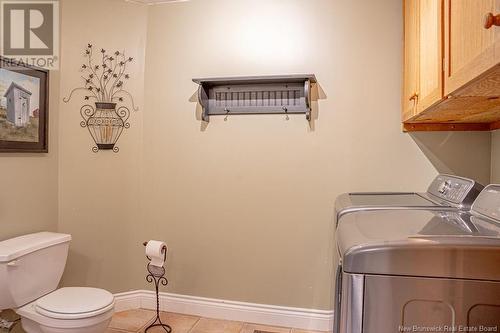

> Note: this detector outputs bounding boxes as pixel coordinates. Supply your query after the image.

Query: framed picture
[0,56,49,153]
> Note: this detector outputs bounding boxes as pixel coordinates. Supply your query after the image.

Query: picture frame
[0,56,49,153]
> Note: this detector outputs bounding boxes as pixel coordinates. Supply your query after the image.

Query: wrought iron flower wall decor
[63,43,138,153]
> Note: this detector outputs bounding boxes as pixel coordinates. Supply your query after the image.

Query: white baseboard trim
[114,290,333,332]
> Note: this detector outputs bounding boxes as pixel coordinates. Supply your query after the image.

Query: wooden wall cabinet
[403,0,500,131]
[402,0,420,122]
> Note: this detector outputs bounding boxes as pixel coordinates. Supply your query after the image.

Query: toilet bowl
[0,233,115,333]
[16,287,115,333]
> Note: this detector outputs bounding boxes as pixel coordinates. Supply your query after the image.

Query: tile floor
[107,309,327,333]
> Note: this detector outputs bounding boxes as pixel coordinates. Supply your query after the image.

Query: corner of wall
[491,130,499,184]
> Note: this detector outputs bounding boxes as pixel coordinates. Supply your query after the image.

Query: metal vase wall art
[63,44,138,153]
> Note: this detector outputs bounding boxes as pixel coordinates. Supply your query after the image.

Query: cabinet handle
[484,13,500,29]
[409,93,419,112]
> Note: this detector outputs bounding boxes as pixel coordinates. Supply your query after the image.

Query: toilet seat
[35,287,114,319]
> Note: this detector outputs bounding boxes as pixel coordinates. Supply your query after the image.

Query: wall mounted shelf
[192,74,317,122]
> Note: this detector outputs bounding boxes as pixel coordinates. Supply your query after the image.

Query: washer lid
[36,288,114,319]
[336,209,500,281]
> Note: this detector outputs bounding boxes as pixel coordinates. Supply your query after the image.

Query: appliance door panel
[363,275,500,333]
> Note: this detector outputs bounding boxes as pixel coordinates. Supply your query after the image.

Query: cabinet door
[402,0,419,122]
[444,0,497,95]
[417,0,443,113]
[495,0,500,63]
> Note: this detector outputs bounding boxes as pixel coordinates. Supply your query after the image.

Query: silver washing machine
[335,174,483,227]
[334,184,500,333]
[333,174,483,332]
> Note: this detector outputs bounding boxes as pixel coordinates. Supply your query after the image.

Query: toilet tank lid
[0,232,71,263]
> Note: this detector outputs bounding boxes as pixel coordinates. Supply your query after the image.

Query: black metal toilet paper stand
[143,241,172,333]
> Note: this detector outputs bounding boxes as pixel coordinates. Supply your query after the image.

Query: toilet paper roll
[145,240,166,268]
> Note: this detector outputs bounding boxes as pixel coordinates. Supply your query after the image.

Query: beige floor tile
[10,323,26,333]
[240,323,291,333]
[139,312,200,333]
[291,330,330,333]
[109,309,156,332]
[190,318,244,333]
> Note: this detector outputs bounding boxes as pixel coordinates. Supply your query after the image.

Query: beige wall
[0,72,59,241]
[492,131,500,183]
[410,132,491,185]
[57,0,147,292]
[138,0,491,310]
[3,0,489,313]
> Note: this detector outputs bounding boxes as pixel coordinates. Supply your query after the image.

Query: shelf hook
[282,106,289,121]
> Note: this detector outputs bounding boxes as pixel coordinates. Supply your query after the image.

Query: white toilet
[0,232,115,333]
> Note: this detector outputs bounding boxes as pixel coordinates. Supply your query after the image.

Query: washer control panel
[437,180,452,195]
[427,175,481,206]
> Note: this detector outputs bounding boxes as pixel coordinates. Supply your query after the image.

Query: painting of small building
[3,82,32,127]
[0,66,42,145]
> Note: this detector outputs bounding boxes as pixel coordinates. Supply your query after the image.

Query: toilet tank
[0,232,72,309]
